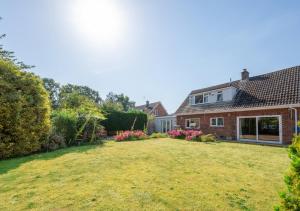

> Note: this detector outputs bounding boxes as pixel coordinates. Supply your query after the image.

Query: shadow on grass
[0,144,102,175]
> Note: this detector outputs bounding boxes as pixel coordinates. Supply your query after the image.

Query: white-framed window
[185,118,200,128]
[195,94,204,104]
[153,109,159,116]
[204,93,209,103]
[210,117,224,127]
[217,91,223,102]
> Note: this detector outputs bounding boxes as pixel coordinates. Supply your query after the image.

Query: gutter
[289,107,298,134]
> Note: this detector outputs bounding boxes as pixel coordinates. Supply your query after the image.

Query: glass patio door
[238,116,281,143]
[239,118,257,140]
[257,117,280,142]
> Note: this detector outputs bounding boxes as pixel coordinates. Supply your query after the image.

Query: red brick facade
[176,107,300,145]
[153,104,168,117]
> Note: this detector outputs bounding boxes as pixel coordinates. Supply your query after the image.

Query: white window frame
[236,115,282,144]
[216,91,223,102]
[185,118,200,129]
[204,93,209,103]
[191,93,210,105]
[210,117,224,127]
[194,94,204,104]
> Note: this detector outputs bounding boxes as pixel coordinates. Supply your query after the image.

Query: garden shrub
[201,134,217,142]
[150,133,168,139]
[184,130,203,141]
[114,130,148,141]
[51,110,77,145]
[0,59,51,159]
[102,110,147,133]
[278,133,300,210]
[42,133,66,152]
[167,130,186,139]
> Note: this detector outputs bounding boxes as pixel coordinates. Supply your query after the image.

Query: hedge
[102,111,147,133]
[0,59,51,159]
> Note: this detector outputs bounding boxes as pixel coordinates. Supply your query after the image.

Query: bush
[167,130,216,142]
[168,130,186,139]
[201,134,217,142]
[150,133,168,139]
[184,130,203,141]
[51,110,77,145]
[102,110,147,134]
[278,134,300,210]
[114,130,148,142]
[42,133,66,152]
[0,60,51,159]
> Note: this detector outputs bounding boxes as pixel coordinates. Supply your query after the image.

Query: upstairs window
[210,117,224,127]
[204,93,209,103]
[195,94,204,104]
[217,91,223,102]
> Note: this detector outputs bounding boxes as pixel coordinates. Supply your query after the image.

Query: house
[136,101,170,133]
[175,66,300,145]
[136,101,177,133]
[135,101,168,117]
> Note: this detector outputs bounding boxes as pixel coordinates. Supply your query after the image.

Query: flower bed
[114,130,148,142]
[167,129,215,142]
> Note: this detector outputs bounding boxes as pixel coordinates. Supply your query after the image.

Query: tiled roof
[135,102,160,114]
[176,66,300,114]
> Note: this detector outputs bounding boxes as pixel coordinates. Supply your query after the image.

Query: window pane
[258,117,280,142]
[204,94,208,103]
[239,118,256,140]
[195,95,203,104]
[217,118,224,126]
[190,118,200,128]
[217,91,223,102]
[211,118,216,126]
[186,119,190,128]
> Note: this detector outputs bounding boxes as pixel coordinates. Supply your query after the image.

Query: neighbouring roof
[176,66,300,114]
[135,101,161,114]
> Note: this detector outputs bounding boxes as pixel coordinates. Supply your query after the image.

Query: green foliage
[201,134,217,142]
[102,110,147,133]
[150,133,168,139]
[59,84,102,104]
[42,133,66,152]
[101,100,124,113]
[104,92,135,111]
[0,59,51,158]
[279,133,300,210]
[54,91,105,144]
[42,78,60,109]
[51,110,78,144]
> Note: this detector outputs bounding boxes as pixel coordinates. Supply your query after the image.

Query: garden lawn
[0,139,289,210]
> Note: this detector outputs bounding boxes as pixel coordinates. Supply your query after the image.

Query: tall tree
[42,78,60,109]
[59,84,102,105]
[105,92,135,111]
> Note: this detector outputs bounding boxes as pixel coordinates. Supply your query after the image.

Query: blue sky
[1,0,300,113]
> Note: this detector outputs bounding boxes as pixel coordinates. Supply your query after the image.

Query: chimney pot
[146,100,150,107]
[241,68,249,80]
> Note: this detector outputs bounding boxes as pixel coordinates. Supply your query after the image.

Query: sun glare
[71,0,126,48]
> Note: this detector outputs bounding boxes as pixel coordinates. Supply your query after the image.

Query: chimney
[241,68,249,80]
[146,100,150,108]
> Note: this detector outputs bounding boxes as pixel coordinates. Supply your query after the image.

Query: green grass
[0,139,289,210]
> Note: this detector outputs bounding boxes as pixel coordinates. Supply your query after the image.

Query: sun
[71,0,126,48]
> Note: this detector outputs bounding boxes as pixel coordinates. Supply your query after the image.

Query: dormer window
[217,91,223,102]
[195,94,204,104]
[204,93,209,103]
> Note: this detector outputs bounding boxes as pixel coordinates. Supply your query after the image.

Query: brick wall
[176,107,300,145]
[153,104,168,117]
